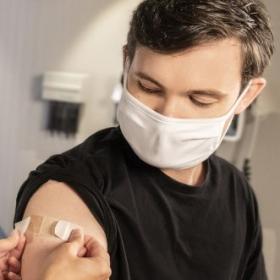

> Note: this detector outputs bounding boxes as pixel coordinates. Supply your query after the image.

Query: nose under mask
[117,68,251,170]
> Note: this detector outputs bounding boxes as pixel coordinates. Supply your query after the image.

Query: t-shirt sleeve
[13,152,117,254]
[242,185,268,280]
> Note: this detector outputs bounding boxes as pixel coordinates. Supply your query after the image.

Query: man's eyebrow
[134,71,228,97]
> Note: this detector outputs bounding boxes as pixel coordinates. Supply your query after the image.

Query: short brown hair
[125,0,275,89]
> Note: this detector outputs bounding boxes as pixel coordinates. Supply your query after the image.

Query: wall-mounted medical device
[111,80,123,125]
[42,72,87,137]
[224,112,246,142]
[0,226,5,238]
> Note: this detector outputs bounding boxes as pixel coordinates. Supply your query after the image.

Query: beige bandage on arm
[15,215,84,241]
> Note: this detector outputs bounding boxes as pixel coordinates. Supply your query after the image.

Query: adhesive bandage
[15,215,83,241]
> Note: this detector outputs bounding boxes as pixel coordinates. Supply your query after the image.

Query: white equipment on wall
[42,72,87,137]
[224,112,246,142]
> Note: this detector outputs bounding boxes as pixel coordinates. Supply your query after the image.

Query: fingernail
[72,228,80,235]
[69,228,80,239]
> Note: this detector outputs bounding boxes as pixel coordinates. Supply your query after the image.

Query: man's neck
[161,162,206,187]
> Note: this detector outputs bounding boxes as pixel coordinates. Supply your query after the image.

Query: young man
[13,0,274,279]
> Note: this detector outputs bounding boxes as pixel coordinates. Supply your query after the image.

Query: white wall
[0,0,117,233]
[75,0,142,139]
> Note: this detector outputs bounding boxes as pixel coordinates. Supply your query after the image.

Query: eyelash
[137,80,213,108]
[137,81,161,94]
[189,96,213,108]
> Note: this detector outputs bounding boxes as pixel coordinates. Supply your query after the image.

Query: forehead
[130,38,243,94]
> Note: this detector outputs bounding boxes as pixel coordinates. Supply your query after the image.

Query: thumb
[0,230,20,252]
[66,229,84,255]
[85,238,110,266]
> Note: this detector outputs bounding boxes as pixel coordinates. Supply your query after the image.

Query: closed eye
[138,79,216,107]
[137,80,162,94]
[189,96,215,107]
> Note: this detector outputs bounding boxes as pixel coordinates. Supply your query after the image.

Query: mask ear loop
[217,80,252,145]
[123,60,130,92]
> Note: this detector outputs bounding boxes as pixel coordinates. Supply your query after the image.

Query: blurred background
[0,0,279,278]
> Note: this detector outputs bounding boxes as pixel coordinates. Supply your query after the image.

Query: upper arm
[242,223,267,279]
[242,186,268,279]
[20,179,108,280]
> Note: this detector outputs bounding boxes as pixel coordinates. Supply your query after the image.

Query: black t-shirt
[14,126,267,280]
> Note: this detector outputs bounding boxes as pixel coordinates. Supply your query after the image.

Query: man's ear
[122,45,128,69]
[235,77,267,115]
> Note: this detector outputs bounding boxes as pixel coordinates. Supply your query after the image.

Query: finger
[84,234,100,248]
[76,257,111,280]
[11,235,26,259]
[1,271,8,280]
[0,230,20,252]
[84,234,94,244]
[77,246,87,257]
[7,271,21,280]
[0,256,8,270]
[85,239,110,266]
[8,256,21,273]
[66,229,84,255]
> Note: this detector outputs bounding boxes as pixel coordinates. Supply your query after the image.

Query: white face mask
[117,68,251,170]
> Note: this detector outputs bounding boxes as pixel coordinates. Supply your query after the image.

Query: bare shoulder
[21,179,108,280]
[23,179,107,250]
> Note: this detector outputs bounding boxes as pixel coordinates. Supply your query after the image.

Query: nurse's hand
[42,229,111,280]
[0,230,26,280]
